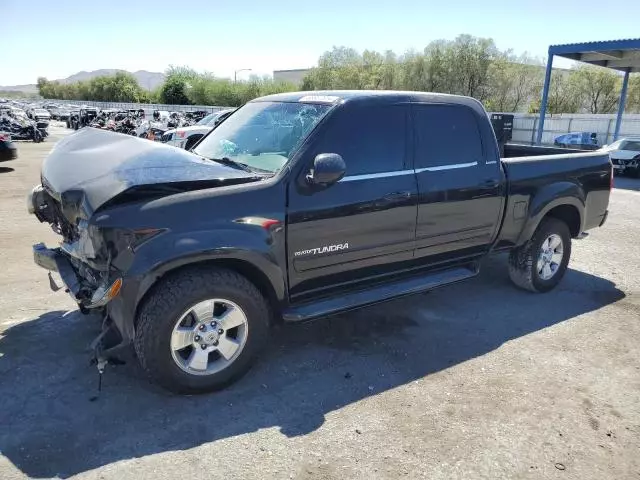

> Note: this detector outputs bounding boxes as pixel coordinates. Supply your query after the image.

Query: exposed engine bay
[29,184,78,241]
[28,183,113,308]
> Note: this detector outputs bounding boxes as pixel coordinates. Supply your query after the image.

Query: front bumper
[33,243,136,344]
[33,243,82,297]
[611,158,638,172]
[33,243,122,309]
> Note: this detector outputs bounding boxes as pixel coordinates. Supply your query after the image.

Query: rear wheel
[134,267,271,394]
[508,217,572,293]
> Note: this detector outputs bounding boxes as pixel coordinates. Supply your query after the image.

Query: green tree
[528,70,580,114]
[302,35,500,99]
[486,55,542,112]
[568,65,621,114]
[160,76,192,104]
[626,74,640,113]
[160,66,198,104]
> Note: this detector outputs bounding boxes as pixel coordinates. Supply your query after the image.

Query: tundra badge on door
[294,243,349,257]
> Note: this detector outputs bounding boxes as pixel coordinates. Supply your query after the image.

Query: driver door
[286,102,418,300]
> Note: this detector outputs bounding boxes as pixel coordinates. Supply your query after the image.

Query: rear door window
[412,104,483,169]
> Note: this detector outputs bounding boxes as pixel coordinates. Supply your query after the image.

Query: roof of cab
[252,90,486,113]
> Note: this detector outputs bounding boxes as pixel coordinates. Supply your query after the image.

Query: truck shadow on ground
[0,258,626,478]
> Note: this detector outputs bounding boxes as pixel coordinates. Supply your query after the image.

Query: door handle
[482,179,499,188]
[383,191,412,201]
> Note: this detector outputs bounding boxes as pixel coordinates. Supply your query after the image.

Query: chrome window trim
[415,161,478,173]
[340,161,479,181]
[340,170,414,182]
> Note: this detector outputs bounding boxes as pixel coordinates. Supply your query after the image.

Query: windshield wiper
[207,156,274,175]
[208,157,255,173]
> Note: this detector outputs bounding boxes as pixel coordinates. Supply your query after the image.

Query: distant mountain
[60,70,165,89]
[0,84,38,94]
[0,70,165,93]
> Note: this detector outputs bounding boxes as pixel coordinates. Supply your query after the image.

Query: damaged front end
[28,182,159,361]
[29,183,123,309]
[27,128,263,362]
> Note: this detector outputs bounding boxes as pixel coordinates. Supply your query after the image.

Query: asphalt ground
[0,126,638,479]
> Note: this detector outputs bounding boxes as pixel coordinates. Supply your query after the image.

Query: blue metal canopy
[536,38,640,144]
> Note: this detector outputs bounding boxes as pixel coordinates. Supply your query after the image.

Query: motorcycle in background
[0,112,44,142]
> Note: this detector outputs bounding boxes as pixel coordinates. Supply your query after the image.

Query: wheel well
[544,204,581,237]
[185,134,203,148]
[135,258,281,326]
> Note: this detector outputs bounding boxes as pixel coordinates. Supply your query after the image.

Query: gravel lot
[1,127,639,480]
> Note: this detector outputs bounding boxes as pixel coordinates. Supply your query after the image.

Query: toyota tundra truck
[28,91,612,394]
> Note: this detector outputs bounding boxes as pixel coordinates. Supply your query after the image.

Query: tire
[184,134,203,151]
[134,267,271,394]
[508,217,572,293]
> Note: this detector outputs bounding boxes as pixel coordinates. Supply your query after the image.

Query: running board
[282,266,477,322]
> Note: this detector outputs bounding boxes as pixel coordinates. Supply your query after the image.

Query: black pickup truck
[28,91,612,393]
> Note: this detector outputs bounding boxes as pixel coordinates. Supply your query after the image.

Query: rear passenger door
[286,102,417,300]
[412,103,504,263]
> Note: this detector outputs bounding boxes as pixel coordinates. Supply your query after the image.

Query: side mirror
[306,153,346,187]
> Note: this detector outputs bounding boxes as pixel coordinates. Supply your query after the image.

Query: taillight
[610,163,614,190]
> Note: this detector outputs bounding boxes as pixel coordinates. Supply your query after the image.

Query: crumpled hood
[41,127,257,218]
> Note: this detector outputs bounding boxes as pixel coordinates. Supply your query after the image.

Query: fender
[515,181,585,246]
[130,227,287,305]
[105,225,287,342]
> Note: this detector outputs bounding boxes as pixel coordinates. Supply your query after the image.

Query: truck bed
[503,143,585,157]
[496,149,612,249]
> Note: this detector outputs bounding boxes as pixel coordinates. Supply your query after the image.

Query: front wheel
[134,267,271,394]
[508,217,572,293]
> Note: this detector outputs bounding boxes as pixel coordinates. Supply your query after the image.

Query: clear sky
[3,0,640,85]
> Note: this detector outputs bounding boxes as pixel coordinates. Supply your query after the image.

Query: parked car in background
[600,137,640,177]
[162,108,236,150]
[28,108,51,123]
[554,132,600,150]
[50,106,71,121]
[0,132,18,162]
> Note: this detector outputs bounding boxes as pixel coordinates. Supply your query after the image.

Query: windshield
[196,113,217,126]
[193,102,331,174]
